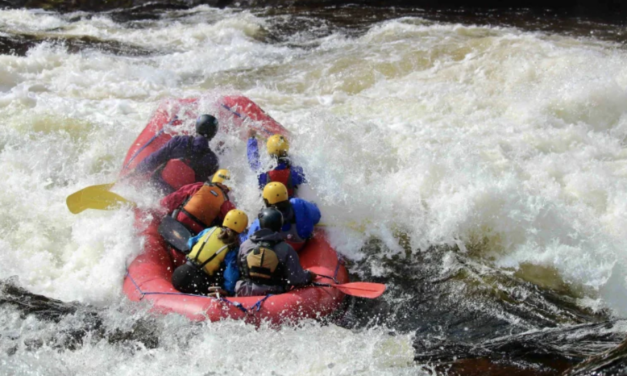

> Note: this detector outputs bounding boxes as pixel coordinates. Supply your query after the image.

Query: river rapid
[0,5,626,375]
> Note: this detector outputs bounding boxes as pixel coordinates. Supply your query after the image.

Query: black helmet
[195,114,218,140]
[258,207,283,232]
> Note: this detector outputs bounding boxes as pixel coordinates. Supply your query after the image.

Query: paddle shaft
[313,282,386,299]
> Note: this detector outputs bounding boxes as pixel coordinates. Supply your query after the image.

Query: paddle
[67,116,180,215]
[158,215,192,254]
[66,183,135,214]
[313,282,386,299]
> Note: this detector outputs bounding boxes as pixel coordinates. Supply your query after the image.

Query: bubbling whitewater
[0,5,626,375]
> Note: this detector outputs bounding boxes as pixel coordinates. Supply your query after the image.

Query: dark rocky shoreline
[1,0,626,20]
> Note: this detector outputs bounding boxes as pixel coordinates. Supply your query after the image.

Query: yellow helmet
[223,209,248,233]
[262,182,289,205]
[266,134,289,156]
[212,169,230,184]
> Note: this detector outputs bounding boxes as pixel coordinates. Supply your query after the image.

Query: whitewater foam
[1,6,627,374]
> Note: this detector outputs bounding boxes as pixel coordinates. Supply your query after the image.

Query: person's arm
[247,136,261,171]
[134,137,181,175]
[291,198,321,239]
[291,166,307,186]
[305,200,321,225]
[221,250,240,295]
[257,172,268,190]
[283,246,314,286]
[159,182,203,213]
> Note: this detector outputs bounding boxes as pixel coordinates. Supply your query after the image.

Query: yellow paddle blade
[66,183,135,214]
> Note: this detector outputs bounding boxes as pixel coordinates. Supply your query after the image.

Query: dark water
[4,0,627,18]
[2,6,626,57]
[1,5,626,375]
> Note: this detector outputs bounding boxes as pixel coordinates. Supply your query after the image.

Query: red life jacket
[160,159,196,191]
[267,168,294,197]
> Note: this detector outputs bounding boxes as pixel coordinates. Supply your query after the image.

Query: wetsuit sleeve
[283,245,313,286]
[159,182,203,213]
[159,190,185,213]
[222,250,240,295]
[247,138,261,171]
[291,198,321,239]
[291,166,306,186]
[258,172,268,190]
[187,227,211,250]
[134,137,181,175]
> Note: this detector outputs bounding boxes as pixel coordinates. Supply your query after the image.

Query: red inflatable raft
[121,95,349,325]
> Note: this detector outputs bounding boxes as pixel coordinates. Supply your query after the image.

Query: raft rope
[316,252,344,284]
[125,231,346,315]
[125,271,271,314]
[223,294,273,313]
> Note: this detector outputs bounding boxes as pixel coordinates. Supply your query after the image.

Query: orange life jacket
[177,184,227,233]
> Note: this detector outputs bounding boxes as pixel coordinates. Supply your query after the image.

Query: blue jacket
[247,138,306,190]
[243,198,321,242]
[187,228,239,295]
[136,135,219,183]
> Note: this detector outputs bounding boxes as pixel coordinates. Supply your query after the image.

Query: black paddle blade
[158,216,192,253]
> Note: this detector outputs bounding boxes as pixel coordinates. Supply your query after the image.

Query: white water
[0,5,626,374]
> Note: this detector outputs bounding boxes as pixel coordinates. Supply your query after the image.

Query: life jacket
[160,159,196,191]
[176,183,227,234]
[267,168,295,197]
[187,227,231,276]
[157,137,200,191]
[240,241,283,285]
